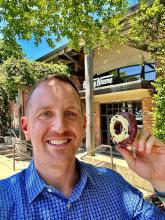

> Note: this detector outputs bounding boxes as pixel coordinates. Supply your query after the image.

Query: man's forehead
[26,79,82,114]
[32,79,79,98]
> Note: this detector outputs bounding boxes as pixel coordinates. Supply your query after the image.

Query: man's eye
[66,112,77,118]
[40,112,52,118]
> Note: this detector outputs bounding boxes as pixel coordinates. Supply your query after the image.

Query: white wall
[93,45,154,75]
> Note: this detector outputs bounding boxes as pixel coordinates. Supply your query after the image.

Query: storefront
[37,44,156,156]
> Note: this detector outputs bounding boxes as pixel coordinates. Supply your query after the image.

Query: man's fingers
[146,136,165,154]
[116,146,135,170]
[132,130,165,154]
[132,129,141,150]
[137,130,151,152]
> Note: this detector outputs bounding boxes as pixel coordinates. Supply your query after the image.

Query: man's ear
[21,116,31,141]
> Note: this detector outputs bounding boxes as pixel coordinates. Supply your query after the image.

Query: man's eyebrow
[36,105,81,111]
[35,106,53,112]
[66,107,82,113]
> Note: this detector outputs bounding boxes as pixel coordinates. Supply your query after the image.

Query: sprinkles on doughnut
[109,112,137,148]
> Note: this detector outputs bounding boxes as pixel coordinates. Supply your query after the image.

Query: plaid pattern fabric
[0,160,164,220]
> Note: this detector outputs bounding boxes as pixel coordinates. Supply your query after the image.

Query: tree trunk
[84,50,95,156]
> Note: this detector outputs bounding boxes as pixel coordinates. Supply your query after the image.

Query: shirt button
[47,187,53,193]
[67,202,71,210]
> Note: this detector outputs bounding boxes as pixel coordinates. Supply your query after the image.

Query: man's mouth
[47,139,70,145]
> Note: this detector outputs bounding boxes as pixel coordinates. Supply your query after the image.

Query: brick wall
[10,87,31,130]
[94,103,101,146]
[142,97,153,133]
[10,101,19,129]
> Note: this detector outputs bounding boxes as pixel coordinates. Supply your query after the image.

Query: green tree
[0,0,129,151]
[0,74,11,139]
[152,78,165,141]
[128,0,165,76]
[0,39,24,139]
[128,0,165,138]
[0,58,67,99]
[0,39,24,64]
[0,0,127,50]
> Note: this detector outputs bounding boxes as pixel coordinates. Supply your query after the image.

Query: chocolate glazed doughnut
[109,112,137,148]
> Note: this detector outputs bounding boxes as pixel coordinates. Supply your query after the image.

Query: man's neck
[34,158,80,197]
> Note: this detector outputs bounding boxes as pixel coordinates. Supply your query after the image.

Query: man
[0,74,165,219]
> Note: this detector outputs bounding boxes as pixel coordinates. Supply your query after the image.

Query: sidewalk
[0,155,30,179]
[0,143,30,179]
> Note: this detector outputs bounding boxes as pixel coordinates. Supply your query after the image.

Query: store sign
[83,74,113,89]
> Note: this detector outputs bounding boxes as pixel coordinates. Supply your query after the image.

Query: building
[37,43,155,156]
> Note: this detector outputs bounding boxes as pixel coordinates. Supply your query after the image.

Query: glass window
[145,64,155,80]
[100,116,107,130]
[100,104,106,115]
[119,63,156,81]
[120,65,141,76]
[101,131,108,145]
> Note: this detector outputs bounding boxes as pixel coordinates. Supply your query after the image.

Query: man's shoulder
[79,160,126,185]
[79,160,143,201]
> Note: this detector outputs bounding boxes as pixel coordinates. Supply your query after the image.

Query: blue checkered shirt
[0,160,164,219]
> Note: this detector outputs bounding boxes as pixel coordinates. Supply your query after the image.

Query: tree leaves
[0,39,24,64]
[0,0,128,50]
[128,0,165,58]
[152,77,165,141]
[0,58,67,98]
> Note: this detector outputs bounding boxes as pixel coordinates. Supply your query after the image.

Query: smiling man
[21,74,86,196]
[0,74,165,219]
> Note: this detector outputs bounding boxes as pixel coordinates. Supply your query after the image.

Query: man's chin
[46,150,76,163]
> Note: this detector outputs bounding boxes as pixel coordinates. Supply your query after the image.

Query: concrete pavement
[0,143,30,179]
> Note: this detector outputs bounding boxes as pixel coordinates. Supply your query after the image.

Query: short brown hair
[26,73,83,115]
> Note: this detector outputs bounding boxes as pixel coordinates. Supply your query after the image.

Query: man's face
[21,79,86,167]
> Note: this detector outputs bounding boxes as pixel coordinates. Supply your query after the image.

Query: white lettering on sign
[83,75,113,89]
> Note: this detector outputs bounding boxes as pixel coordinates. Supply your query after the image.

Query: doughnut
[109,112,137,148]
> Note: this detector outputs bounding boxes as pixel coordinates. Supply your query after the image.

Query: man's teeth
[48,139,68,145]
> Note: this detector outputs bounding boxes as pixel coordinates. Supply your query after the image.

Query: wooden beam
[84,50,95,155]
[63,51,82,69]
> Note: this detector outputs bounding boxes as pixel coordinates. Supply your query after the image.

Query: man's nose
[50,114,68,134]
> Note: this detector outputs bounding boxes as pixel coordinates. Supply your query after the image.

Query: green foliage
[128,0,165,59]
[0,58,67,136]
[0,58,67,100]
[0,0,128,51]
[0,39,24,64]
[0,78,11,137]
[152,77,165,141]
[128,0,165,138]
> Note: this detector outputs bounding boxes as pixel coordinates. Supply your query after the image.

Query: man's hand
[116,130,165,191]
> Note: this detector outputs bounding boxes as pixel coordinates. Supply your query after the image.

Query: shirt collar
[25,160,46,204]
[25,159,96,204]
[77,160,96,185]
